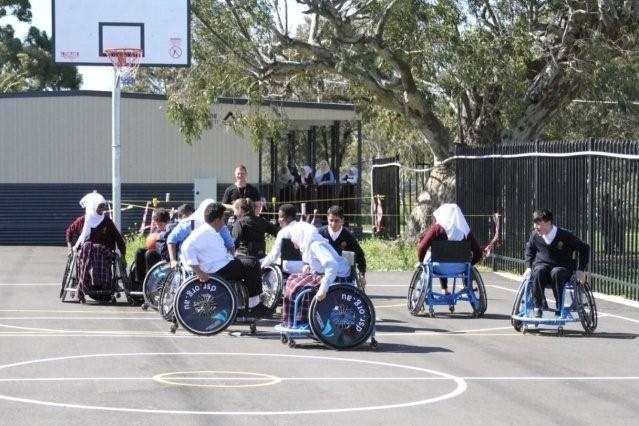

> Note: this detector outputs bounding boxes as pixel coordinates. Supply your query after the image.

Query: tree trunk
[406,164,456,241]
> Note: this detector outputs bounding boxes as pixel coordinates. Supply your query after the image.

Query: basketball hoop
[105,48,143,83]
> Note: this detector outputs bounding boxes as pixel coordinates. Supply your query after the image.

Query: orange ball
[145,232,160,250]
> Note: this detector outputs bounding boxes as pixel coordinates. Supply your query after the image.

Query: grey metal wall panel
[1,183,193,246]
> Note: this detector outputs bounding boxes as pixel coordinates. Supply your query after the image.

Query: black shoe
[533,308,543,318]
[249,304,274,318]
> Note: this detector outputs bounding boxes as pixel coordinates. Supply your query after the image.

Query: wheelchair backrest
[281,238,302,261]
[431,240,472,263]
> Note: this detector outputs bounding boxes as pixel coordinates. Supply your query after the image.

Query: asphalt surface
[0,246,638,425]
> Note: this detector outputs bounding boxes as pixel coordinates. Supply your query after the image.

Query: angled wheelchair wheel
[233,280,250,311]
[309,284,375,350]
[511,279,529,332]
[470,267,488,317]
[143,261,171,310]
[407,266,427,316]
[174,275,237,336]
[576,283,598,334]
[60,255,73,299]
[61,255,78,302]
[260,265,283,310]
[159,270,184,321]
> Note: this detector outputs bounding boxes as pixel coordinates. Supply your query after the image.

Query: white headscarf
[73,192,107,249]
[318,160,330,174]
[288,221,327,263]
[433,203,470,241]
[192,198,216,227]
[301,165,313,180]
[344,166,358,184]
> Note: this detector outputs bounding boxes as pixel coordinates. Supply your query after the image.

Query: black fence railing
[456,139,639,301]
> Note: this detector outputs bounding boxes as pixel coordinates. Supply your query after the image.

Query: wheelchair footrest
[274,323,311,336]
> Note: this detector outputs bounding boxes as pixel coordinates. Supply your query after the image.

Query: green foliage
[360,237,417,272]
[1,0,81,91]
[124,234,145,266]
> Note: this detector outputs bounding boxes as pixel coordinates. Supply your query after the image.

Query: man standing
[222,164,261,209]
[523,209,590,318]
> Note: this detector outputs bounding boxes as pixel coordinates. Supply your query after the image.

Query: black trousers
[531,265,572,310]
[217,255,262,297]
[135,248,162,283]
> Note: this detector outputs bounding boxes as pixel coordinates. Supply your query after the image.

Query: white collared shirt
[182,223,233,273]
[328,226,343,241]
[542,225,558,245]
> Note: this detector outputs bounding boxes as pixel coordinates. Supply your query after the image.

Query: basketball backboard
[52,0,190,67]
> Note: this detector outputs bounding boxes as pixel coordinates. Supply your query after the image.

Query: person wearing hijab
[339,165,359,225]
[166,199,234,270]
[72,192,126,303]
[72,192,126,256]
[66,191,106,256]
[416,203,483,294]
[314,160,335,219]
[280,221,351,328]
[278,165,295,203]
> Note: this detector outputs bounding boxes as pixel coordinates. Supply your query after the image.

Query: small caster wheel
[288,338,296,348]
[557,327,564,336]
[449,305,455,313]
[522,326,528,335]
[141,303,148,311]
[115,293,121,299]
[429,309,435,318]
[370,337,378,349]
[280,335,288,344]
[249,323,257,335]
[170,323,178,334]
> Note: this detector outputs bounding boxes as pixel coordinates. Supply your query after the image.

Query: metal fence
[456,139,639,301]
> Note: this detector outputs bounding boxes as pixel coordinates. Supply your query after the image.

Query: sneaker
[533,308,543,318]
[249,304,274,318]
[441,288,451,296]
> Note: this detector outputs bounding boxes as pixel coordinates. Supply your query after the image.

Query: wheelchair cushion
[431,262,468,275]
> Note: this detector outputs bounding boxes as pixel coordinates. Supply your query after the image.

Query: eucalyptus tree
[0,0,81,91]
[168,0,639,234]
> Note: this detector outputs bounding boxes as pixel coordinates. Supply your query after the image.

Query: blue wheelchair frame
[275,279,377,349]
[408,241,487,317]
[511,275,598,335]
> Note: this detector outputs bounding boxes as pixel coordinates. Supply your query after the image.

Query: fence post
[587,137,595,289]
[491,143,497,271]
[534,139,539,208]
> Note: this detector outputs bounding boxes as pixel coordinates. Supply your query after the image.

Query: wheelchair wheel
[159,270,183,321]
[407,266,427,316]
[260,265,283,310]
[309,284,375,349]
[60,255,73,299]
[60,255,78,302]
[233,280,250,311]
[470,267,488,317]
[576,283,598,334]
[174,275,237,336]
[142,261,171,310]
[511,279,529,332]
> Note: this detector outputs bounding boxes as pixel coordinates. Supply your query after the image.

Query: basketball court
[0,246,638,424]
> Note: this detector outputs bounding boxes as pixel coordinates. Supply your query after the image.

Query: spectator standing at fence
[612,199,625,255]
[523,209,590,318]
[315,160,335,220]
[297,165,315,213]
[600,193,614,255]
[339,165,358,226]
[277,165,295,203]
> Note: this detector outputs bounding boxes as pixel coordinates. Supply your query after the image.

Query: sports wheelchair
[139,260,173,311]
[60,248,132,304]
[260,238,303,310]
[275,278,377,350]
[407,240,487,317]
[172,274,259,336]
[510,274,597,336]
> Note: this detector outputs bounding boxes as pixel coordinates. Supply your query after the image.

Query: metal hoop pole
[111,68,122,230]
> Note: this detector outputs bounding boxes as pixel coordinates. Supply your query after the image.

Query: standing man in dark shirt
[523,209,590,318]
[222,164,261,210]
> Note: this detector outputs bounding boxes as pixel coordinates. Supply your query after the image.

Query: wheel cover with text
[175,277,237,335]
[309,284,375,349]
[260,266,283,310]
[143,261,171,310]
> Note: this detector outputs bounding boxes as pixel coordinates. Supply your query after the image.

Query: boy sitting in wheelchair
[523,209,589,318]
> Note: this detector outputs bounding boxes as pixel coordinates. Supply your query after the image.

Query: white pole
[111,68,122,230]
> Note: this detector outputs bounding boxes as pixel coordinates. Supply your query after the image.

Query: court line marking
[0,283,59,286]
[0,352,467,415]
[1,375,637,383]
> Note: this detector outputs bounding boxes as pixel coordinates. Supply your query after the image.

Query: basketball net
[105,48,143,85]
